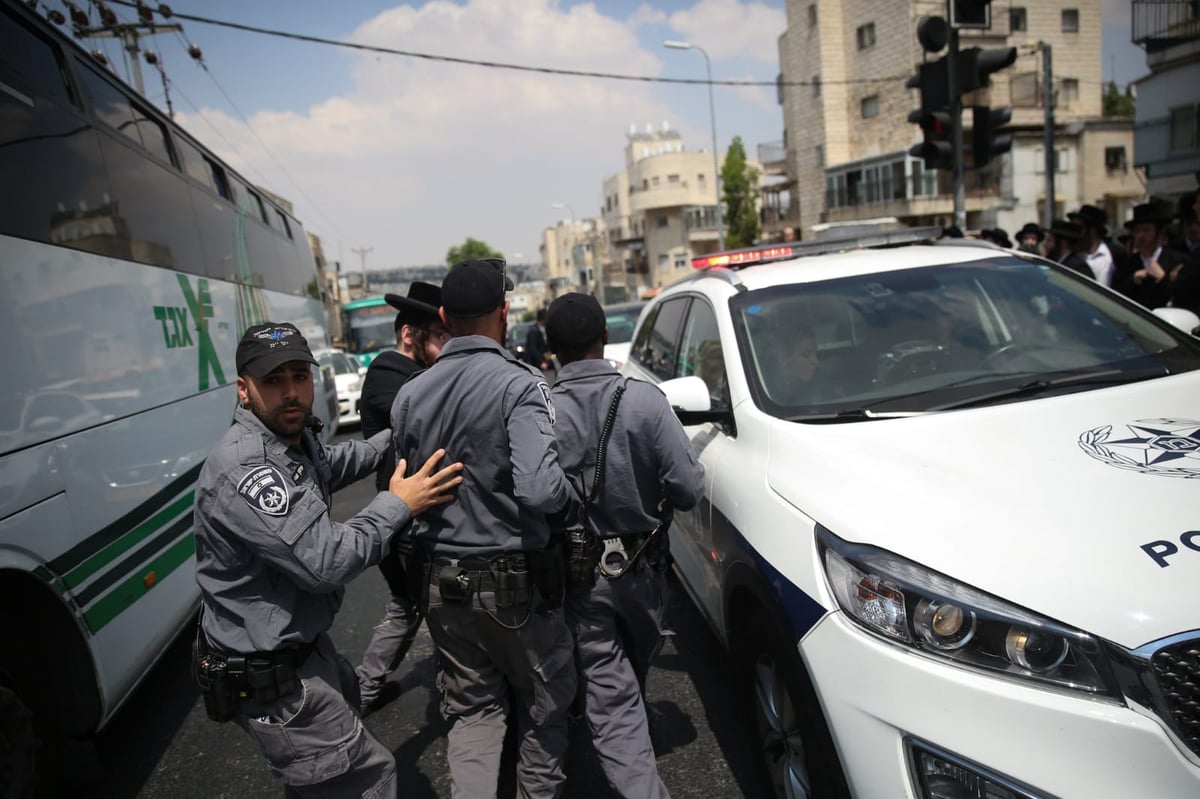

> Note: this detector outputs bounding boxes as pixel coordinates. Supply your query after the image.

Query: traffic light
[909,110,955,170]
[950,0,991,30]
[957,46,1018,94]
[907,17,953,172]
[971,105,1012,168]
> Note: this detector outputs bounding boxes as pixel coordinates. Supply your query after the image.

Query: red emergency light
[691,244,797,270]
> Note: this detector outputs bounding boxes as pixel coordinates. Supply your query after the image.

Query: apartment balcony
[1133,0,1200,52]
[757,141,789,175]
[1134,114,1200,179]
[628,182,710,213]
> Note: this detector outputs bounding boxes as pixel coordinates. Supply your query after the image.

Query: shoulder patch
[537,380,556,425]
[236,465,291,516]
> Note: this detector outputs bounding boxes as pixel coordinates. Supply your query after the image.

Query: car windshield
[318,352,358,376]
[604,303,645,344]
[731,256,1200,420]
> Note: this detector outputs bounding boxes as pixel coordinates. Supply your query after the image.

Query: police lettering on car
[191,321,462,799]
[390,259,580,798]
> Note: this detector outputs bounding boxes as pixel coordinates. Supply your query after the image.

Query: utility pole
[76,22,181,97]
[352,246,373,294]
[1042,42,1056,231]
[949,27,966,230]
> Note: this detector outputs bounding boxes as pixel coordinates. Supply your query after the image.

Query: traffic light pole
[949,28,966,229]
[1042,42,1055,231]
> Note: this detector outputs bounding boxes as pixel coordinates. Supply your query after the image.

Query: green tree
[445,237,503,267]
[721,136,761,249]
[1102,81,1135,117]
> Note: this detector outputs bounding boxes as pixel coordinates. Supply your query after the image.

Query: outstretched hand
[389,448,464,514]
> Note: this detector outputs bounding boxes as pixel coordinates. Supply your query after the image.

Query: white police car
[623,233,1200,799]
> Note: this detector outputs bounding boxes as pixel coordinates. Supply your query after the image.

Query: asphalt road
[85,430,769,798]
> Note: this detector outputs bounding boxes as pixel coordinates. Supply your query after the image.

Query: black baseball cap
[236,322,317,378]
[441,259,514,318]
[546,293,606,352]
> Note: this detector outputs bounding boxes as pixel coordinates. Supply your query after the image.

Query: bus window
[209,159,232,201]
[0,8,74,106]
[78,65,138,142]
[176,136,215,190]
[275,209,293,239]
[130,100,174,166]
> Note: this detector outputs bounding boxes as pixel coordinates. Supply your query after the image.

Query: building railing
[1133,0,1200,51]
[757,141,787,165]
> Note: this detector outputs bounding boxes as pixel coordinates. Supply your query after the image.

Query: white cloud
[626,3,668,27]
[667,0,785,63]
[172,0,784,268]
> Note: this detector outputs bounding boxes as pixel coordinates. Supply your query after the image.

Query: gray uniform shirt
[551,359,705,534]
[391,335,573,559]
[194,407,411,653]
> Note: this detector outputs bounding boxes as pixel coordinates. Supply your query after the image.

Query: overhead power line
[104,1,904,88]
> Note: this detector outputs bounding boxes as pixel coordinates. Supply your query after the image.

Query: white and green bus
[0,1,336,791]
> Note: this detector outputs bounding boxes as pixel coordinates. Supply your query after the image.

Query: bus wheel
[737,611,850,799]
[0,684,37,799]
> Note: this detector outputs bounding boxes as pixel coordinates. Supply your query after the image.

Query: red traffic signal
[908,110,955,170]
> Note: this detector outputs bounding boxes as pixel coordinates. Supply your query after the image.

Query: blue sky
[74,0,1145,270]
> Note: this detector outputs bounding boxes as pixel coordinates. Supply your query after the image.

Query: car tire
[737,610,850,799]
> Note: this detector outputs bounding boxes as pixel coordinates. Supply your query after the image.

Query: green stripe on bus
[49,462,204,574]
[74,514,192,607]
[82,532,196,634]
[62,492,194,589]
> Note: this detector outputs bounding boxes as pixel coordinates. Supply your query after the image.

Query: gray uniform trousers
[357,553,423,706]
[235,634,396,799]
[567,567,671,799]
[424,581,577,799]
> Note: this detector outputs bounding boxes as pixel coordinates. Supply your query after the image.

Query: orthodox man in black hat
[1042,219,1092,277]
[1069,204,1118,285]
[191,322,462,799]
[1169,191,1200,316]
[1112,203,1191,311]
[355,281,452,712]
[1016,222,1044,255]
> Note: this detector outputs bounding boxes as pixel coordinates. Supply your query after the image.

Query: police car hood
[765,373,1200,649]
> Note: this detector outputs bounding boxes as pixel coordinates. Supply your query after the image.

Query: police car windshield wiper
[789,408,931,423]
[928,367,1165,411]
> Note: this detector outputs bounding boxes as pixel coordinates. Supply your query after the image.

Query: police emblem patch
[1078,418,1200,479]
[537,380,555,425]
[237,465,291,515]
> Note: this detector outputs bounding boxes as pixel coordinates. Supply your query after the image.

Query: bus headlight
[819,528,1119,698]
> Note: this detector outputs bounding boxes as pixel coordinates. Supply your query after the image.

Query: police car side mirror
[660,375,733,428]
[1151,306,1200,337]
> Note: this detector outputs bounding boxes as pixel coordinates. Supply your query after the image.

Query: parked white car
[314,348,363,427]
[624,236,1200,799]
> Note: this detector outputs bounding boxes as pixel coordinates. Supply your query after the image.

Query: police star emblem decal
[1078,418,1200,479]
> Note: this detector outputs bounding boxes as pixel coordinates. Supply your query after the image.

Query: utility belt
[413,546,564,614]
[191,632,314,723]
[564,527,666,590]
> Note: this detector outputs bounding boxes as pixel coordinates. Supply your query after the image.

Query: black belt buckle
[438,565,473,604]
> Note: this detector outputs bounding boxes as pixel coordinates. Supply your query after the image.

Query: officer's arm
[213,473,410,593]
[324,429,391,492]
[649,390,706,510]
[506,377,572,512]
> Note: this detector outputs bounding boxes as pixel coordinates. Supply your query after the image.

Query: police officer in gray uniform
[546,293,704,799]
[390,259,579,799]
[192,322,463,799]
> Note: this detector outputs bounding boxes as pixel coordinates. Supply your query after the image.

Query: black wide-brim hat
[1018,222,1045,242]
[385,281,442,324]
[1069,204,1108,232]
[1123,203,1172,230]
[1046,219,1084,241]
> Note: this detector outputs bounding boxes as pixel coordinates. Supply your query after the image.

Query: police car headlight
[819,528,1119,698]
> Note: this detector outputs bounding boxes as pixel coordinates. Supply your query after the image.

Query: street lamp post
[664,40,724,251]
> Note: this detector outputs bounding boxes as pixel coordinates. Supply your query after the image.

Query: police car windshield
[731,257,1200,419]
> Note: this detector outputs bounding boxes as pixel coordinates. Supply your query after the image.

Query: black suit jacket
[1111,248,1190,310]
